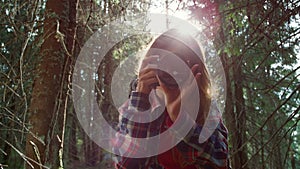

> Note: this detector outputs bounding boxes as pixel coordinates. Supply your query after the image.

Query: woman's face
[146,34,202,102]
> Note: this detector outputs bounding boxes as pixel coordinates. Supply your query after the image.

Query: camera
[149,55,188,88]
[157,70,182,88]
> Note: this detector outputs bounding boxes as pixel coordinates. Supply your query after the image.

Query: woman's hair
[144,29,211,125]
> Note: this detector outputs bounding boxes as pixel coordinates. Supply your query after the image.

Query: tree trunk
[25,0,78,168]
[66,109,79,168]
[217,23,235,168]
[217,21,248,169]
[220,51,235,168]
[232,56,248,169]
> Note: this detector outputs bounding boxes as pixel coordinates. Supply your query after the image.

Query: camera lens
[156,70,186,88]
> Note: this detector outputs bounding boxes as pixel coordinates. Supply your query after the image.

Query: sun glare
[148,0,200,37]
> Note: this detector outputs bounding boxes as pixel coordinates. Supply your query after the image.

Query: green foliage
[0,0,46,168]
[186,0,300,168]
[1,0,299,168]
[0,0,151,168]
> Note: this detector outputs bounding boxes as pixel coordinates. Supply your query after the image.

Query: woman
[113,29,230,169]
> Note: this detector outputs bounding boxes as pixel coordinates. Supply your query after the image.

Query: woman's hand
[158,64,201,122]
[136,56,159,95]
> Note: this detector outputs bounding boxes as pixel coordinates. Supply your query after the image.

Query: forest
[0,0,299,169]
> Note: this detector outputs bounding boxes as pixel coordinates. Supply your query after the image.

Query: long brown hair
[145,29,211,125]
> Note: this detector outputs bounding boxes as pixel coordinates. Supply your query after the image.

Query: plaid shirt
[113,91,230,169]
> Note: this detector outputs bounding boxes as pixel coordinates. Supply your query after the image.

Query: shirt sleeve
[113,91,153,169]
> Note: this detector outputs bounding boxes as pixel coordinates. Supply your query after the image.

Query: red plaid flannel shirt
[112,91,230,169]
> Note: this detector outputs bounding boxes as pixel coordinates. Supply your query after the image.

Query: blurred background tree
[183,0,300,168]
[0,0,299,169]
